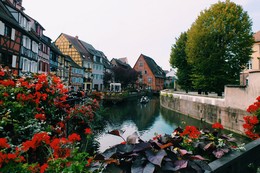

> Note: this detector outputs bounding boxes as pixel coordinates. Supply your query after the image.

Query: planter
[206,138,260,173]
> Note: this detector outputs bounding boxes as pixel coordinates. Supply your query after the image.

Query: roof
[166,69,177,78]
[79,40,104,59]
[111,58,131,69]
[0,1,24,31]
[67,56,83,69]
[62,33,90,60]
[119,57,128,64]
[254,31,260,42]
[50,43,64,56]
[141,54,165,78]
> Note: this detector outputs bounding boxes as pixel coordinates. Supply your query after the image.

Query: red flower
[7,153,17,160]
[180,126,201,139]
[3,92,9,97]
[35,114,46,121]
[86,157,93,167]
[212,122,224,130]
[247,104,258,113]
[121,141,127,145]
[32,132,50,147]
[0,138,10,148]
[68,133,81,143]
[243,115,260,140]
[22,140,34,151]
[40,163,48,173]
[85,128,92,135]
[0,70,4,76]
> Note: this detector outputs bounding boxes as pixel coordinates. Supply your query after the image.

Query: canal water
[96,96,249,152]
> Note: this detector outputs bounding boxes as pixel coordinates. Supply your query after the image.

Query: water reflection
[97,97,249,152]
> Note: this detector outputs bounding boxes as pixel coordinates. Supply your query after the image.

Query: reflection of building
[133,54,165,91]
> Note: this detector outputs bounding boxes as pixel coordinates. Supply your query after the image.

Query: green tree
[103,71,112,89]
[186,0,254,96]
[170,32,192,93]
[112,66,138,89]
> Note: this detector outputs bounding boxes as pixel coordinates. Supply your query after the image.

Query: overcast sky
[22,0,260,70]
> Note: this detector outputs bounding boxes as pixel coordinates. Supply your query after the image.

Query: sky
[22,0,260,70]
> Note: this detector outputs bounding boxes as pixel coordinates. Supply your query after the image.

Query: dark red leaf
[108,129,124,137]
[145,149,167,166]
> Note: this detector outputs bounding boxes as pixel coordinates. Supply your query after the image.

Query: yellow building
[55,33,93,90]
[251,31,260,70]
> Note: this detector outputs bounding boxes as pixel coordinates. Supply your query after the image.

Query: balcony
[84,77,92,82]
[85,67,92,72]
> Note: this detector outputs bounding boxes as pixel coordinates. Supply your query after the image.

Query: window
[144,70,147,74]
[69,44,72,48]
[247,60,252,69]
[148,77,152,84]
[0,53,12,67]
[139,61,143,67]
[31,61,37,73]
[4,25,11,37]
[22,58,30,72]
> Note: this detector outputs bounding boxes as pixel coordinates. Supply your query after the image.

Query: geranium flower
[0,138,10,148]
[180,126,201,139]
[35,114,46,121]
[212,122,224,130]
[85,128,92,135]
[68,133,81,143]
[40,163,48,173]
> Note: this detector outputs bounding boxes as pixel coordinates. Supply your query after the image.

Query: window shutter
[11,28,15,40]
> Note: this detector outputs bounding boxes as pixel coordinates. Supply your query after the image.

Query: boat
[140,96,149,104]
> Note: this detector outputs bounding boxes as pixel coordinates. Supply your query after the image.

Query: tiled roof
[62,33,90,59]
[254,31,260,42]
[141,54,165,78]
[111,58,131,69]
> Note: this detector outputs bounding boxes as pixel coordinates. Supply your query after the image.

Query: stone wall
[160,94,248,135]
[160,70,260,135]
[225,70,260,110]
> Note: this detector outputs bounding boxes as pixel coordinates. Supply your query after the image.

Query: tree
[103,71,112,89]
[112,66,138,89]
[170,32,193,93]
[186,0,254,96]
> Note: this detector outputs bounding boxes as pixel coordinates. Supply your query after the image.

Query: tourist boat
[140,96,149,104]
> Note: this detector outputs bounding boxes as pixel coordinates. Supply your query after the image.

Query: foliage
[170,32,193,93]
[0,66,99,172]
[186,0,254,96]
[243,96,260,140]
[112,66,138,89]
[93,123,242,173]
[103,71,112,89]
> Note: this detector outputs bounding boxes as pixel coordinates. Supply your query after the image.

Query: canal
[96,96,249,152]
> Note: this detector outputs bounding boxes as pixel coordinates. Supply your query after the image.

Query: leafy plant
[93,123,242,173]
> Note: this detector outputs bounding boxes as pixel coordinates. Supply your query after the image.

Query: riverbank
[160,90,250,135]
